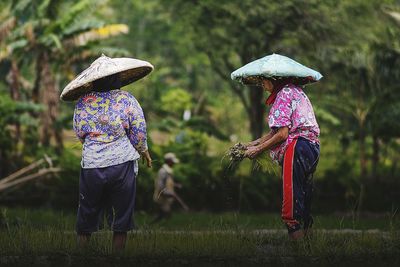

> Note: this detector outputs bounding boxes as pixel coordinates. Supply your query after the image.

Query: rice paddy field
[0,208,399,266]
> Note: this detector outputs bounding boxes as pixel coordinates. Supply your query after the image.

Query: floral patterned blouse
[73,90,148,168]
[268,84,320,164]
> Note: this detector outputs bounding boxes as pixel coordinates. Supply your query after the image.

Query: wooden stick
[0,159,45,185]
[0,168,61,192]
[174,193,189,211]
[44,154,53,168]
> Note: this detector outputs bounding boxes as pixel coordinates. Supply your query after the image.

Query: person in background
[152,153,188,223]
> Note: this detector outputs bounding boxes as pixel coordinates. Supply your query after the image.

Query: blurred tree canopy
[162,0,337,139]
[0,0,399,212]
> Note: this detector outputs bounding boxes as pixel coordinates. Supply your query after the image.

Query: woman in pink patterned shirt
[245,77,320,240]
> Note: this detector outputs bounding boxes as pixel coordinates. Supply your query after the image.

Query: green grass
[0,208,400,266]
[1,227,399,266]
[2,208,399,231]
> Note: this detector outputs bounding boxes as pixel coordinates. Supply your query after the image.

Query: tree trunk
[39,52,63,152]
[0,150,3,178]
[206,52,265,141]
[359,125,367,179]
[357,122,367,218]
[10,60,20,100]
[53,77,64,154]
[9,60,21,143]
[371,134,380,182]
[32,53,43,104]
[248,86,264,140]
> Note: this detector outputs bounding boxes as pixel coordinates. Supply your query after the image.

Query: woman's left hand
[245,146,261,159]
[245,140,259,148]
[141,150,152,168]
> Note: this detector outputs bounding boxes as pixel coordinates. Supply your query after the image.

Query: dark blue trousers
[76,160,137,234]
[281,137,319,233]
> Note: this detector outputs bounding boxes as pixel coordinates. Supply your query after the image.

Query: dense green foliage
[0,0,400,213]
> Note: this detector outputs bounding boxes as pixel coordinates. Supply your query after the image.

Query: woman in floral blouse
[245,77,320,240]
[73,74,152,250]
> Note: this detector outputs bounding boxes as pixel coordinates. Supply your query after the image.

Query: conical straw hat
[60,54,154,101]
[231,53,322,85]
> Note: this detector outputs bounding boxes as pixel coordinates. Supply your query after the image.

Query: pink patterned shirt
[268,84,320,163]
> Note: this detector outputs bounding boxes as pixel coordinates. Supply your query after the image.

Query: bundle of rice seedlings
[252,152,279,175]
[228,142,247,162]
[224,143,279,175]
[222,142,246,170]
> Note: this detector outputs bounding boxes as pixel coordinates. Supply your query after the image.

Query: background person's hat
[60,54,154,101]
[164,153,180,163]
[231,53,322,85]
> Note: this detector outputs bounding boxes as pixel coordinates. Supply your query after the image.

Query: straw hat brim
[60,55,154,101]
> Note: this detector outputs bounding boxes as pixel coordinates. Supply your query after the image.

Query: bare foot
[304,227,313,237]
[289,230,304,240]
[113,232,127,252]
[77,234,91,248]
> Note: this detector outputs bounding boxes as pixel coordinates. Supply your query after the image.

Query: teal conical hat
[231,53,322,84]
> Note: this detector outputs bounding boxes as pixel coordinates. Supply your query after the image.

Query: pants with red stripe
[281,137,320,233]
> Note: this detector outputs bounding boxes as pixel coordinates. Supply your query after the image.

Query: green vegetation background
[0,0,400,215]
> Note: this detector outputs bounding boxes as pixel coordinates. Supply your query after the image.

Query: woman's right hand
[141,150,152,168]
[245,145,262,159]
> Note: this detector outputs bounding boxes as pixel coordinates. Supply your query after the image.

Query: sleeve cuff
[270,123,292,130]
[137,143,148,153]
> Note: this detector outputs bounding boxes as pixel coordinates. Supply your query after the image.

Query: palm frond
[48,33,62,50]
[38,0,52,17]
[37,0,62,19]
[0,17,16,43]
[24,22,35,43]
[0,3,12,20]
[55,0,96,30]
[64,24,129,47]
[9,39,28,50]
[12,0,31,13]
[9,19,50,41]
[384,10,400,24]
[0,47,12,61]
[37,32,63,51]
[63,19,105,36]
[0,39,27,61]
